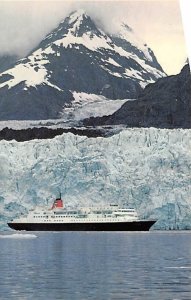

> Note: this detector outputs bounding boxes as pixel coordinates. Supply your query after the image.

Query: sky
[0,0,189,75]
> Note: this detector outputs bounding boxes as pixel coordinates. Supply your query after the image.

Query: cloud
[0,1,188,75]
[0,2,69,56]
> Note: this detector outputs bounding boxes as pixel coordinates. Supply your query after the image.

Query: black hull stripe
[8,221,156,231]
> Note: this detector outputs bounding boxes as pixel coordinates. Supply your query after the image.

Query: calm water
[1,232,191,300]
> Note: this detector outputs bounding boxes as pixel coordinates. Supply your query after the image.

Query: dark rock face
[83,64,191,129]
[0,54,19,73]
[0,10,164,121]
[0,126,107,142]
[41,46,143,100]
[0,83,73,120]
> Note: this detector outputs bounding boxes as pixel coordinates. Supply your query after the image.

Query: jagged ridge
[83,64,191,128]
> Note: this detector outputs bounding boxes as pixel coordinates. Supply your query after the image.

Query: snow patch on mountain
[0,46,66,92]
[0,47,53,90]
[124,68,143,80]
[0,63,47,89]
[53,31,113,52]
[107,58,121,67]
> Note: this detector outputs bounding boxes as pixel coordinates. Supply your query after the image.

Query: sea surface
[0,231,191,300]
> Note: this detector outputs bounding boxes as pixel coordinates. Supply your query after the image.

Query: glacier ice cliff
[0,128,191,230]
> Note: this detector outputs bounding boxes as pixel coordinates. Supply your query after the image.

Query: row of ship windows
[33,216,76,218]
[33,215,115,218]
[31,219,118,222]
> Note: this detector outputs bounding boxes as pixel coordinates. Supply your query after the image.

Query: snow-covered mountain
[0,128,191,230]
[0,9,165,121]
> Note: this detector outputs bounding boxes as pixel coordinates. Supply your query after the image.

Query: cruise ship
[8,196,156,231]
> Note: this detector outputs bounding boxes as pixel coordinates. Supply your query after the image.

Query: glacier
[62,93,129,122]
[0,128,191,230]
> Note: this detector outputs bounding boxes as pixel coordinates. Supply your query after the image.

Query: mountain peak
[68,9,87,23]
[64,9,104,38]
[66,9,91,36]
[39,9,95,47]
